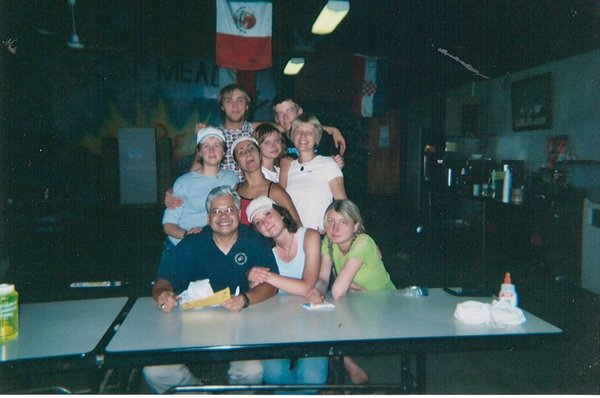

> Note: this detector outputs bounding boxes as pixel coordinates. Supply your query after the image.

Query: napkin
[179,279,214,303]
[454,300,492,324]
[490,300,526,325]
[302,301,335,311]
[454,300,526,325]
[179,279,232,310]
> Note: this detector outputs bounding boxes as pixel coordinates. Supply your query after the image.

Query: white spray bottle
[499,272,518,307]
[502,164,512,204]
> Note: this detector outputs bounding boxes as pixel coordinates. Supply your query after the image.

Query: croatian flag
[352,54,388,117]
[216,0,272,71]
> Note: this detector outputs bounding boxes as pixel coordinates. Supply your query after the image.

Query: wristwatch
[242,293,250,309]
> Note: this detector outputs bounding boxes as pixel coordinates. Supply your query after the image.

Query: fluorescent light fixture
[311,1,350,35]
[283,58,305,75]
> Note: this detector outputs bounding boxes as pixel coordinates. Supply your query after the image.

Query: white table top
[0,297,128,363]
[105,289,561,356]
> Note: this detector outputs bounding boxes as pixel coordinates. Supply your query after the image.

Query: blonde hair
[324,199,366,235]
[290,114,323,147]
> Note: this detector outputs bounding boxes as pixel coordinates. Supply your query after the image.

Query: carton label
[0,297,17,319]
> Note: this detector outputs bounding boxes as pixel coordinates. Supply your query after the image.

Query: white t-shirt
[286,155,343,231]
[261,165,280,183]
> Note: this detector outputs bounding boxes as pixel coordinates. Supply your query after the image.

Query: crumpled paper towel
[454,300,526,325]
[179,279,214,303]
[490,299,526,325]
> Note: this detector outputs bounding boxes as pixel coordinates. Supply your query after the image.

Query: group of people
[144,84,396,393]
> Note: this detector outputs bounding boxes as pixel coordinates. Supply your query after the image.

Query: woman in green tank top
[307,199,396,385]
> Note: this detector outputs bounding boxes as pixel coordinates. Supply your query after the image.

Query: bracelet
[242,293,250,308]
[182,230,188,238]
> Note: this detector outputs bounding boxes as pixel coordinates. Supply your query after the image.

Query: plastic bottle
[0,283,18,342]
[502,164,512,204]
[499,273,518,307]
[490,169,500,198]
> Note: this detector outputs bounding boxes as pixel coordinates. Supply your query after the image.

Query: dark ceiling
[11,0,600,97]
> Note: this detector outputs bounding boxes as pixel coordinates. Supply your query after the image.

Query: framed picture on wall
[511,72,553,131]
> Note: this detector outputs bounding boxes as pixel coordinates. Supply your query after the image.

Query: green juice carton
[0,284,18,342]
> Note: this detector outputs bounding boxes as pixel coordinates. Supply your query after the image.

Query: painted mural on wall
[48,53,276,167]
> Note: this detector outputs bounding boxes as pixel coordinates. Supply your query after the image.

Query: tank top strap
[235,183,252,201]
[267,182,274,197]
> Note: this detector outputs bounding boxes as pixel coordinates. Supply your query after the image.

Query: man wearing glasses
[144,185,279,393]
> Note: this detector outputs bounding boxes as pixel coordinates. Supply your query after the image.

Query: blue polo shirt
[156,224,279,294]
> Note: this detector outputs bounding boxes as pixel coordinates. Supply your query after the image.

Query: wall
[4,52,277,205]
[405,49,600,212]
[446,49,600,170]
[42,55,277,164]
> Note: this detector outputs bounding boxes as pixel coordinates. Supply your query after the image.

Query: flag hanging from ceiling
[352,54,388,117]
[216,0,272,71]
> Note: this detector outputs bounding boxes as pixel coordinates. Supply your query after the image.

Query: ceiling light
[311,1,350,35]
[283,58,305,75]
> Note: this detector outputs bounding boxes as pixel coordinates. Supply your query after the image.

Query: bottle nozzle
[503,272,512,284]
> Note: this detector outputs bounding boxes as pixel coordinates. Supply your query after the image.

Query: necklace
[298,156,315,172]
[277,232,295,256]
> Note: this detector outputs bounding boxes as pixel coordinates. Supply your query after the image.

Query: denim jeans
[262,357,329,385]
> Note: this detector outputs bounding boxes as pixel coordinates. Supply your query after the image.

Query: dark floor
[2,195,599,394]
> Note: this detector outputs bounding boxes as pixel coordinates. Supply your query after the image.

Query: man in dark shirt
[271,94,345,167]
[144,185,279,393]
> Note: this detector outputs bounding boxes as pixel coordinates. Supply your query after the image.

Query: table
[0,297,129,367]
[104,289,561,392]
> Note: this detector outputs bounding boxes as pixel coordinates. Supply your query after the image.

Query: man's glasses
[210,207,237,216]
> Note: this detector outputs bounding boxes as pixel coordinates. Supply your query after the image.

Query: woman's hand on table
[306,287,325,305]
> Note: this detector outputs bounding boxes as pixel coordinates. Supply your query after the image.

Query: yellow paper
[181,287,231,310]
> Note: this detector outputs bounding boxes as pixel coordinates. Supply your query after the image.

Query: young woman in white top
[282,114,347,232]
[245,196,328,385]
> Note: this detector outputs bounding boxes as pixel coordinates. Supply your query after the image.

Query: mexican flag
[216,0,272,71]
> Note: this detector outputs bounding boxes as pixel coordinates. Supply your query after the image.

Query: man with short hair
[143,185,279,393]
[271,94,346,187]
[217,84,259,180]
[271,93,346,160]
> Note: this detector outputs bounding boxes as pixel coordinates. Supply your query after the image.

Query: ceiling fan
[66,0,84,49]
[62,0,125,53]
